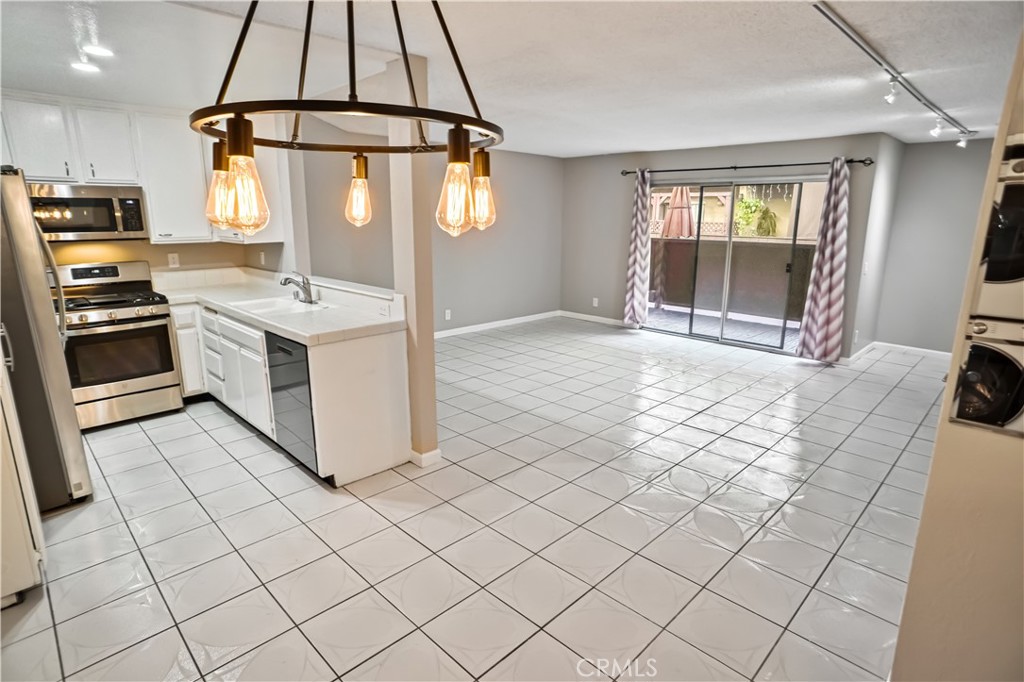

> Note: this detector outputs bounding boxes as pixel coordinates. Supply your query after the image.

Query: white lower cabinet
[240,348,273,436]
[200,308,274,439]
[170,305,206,397]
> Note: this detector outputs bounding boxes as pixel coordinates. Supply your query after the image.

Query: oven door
[64,318,180,403]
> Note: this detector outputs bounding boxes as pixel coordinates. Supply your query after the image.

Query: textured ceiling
[2,1,1021,157]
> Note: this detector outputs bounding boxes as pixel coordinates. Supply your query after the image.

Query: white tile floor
[0,318,943,681]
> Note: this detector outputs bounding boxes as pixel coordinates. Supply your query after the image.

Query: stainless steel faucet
[280,272,316,304]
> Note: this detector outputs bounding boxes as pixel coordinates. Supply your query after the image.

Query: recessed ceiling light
[82,44,114,58]
[71,61,101,73]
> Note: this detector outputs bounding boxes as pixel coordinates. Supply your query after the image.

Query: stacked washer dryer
[952,128,1024,434]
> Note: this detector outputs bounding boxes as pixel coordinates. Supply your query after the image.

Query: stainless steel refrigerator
[1,168,92,510]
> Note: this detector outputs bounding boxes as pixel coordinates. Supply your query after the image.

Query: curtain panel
[796,157,850,363]
[624,169,652,329]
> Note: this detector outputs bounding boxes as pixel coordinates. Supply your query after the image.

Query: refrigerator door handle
[0,323,12,372]
[34,222,67,348]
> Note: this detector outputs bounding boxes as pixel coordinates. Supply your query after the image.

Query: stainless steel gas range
[53,261,182,428]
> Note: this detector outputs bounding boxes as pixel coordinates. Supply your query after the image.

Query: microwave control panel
[119,199,144,232]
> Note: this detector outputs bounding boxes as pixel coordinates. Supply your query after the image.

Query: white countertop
[164,279,407,346]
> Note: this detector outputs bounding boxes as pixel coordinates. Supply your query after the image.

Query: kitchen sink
[232,297,332,315]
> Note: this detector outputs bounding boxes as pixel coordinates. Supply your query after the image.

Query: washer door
[956,343,1024,426]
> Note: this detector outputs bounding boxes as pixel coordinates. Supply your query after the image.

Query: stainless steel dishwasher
[265,332,318,475]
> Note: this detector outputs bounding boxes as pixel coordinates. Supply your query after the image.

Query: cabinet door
[136,114,212,243]
[74,108,137,184]
[175,327,206,397]
[2,99,77,181]
[240,347,274,437]
[220,338,246,417]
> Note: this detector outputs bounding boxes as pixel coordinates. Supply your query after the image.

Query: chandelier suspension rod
[291,0,315,143]
[346,0,358,101]
[391,1,428,148]
[216,0,259,105]
[431,0,482,119]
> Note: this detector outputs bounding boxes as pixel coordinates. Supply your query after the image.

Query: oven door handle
[65,318,170,337]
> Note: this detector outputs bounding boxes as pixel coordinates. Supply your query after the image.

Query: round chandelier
[190,0,504,237]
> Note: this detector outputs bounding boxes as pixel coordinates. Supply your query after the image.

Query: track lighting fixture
[956,134,969,149]
[929,118,943,138]
[884,78,898,105]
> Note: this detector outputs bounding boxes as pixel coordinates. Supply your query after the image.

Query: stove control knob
[135,307,143,316]
[77,314,88,323]
[107,311,117,320]
[148,306,156,314]
[65,316,72,325]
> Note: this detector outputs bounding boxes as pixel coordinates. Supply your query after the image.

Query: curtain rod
[619,157,874,177]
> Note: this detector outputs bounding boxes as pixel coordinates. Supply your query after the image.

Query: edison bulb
[345,178,372,227]
[436,162,473,237]
[205,169,234,229]
[471,176,496,230]
[226,155,270,235]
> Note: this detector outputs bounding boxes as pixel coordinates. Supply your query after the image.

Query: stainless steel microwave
[28,183,148,241]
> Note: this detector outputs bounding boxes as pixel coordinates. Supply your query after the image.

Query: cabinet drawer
[170,306,197,329]
[219,316,264,354]
[204,348,224,379]
[206,374,225,402]
[200,308,219,335]
[202,330,220,353]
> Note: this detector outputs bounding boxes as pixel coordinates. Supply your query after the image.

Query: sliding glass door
[645,179,826,353]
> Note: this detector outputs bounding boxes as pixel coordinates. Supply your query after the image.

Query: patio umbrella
[662,186,695,238]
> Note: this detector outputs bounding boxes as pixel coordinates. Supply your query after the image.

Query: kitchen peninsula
[160,267,411,487]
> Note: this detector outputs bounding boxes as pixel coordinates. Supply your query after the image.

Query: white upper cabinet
[73,107,137,184]
[135,113,212,243]
[208,115,287,244]
[2,98,77,181]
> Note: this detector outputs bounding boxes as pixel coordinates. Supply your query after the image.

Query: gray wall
[303,116,395,289]
[875,140,991,351]
[428,149,565,331]
[560,134,891,357]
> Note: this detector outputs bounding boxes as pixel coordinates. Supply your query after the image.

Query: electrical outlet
[168,253,180,269]
[854,329,859,343]
[592,297,599,308]
[444,309,452,321]
[259,251,265,266]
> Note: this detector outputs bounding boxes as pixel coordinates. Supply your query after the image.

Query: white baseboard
[557,310,627,327]
[842,340,952,365]
[869,341,952,360]
[434,311,562,338]
[409,448,443,468]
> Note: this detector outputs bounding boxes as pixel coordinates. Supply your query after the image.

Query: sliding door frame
[647,172,827,354]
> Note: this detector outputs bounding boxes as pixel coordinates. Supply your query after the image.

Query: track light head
[929,118,943,138]
[884,78,898,105]
[956,134,968,149]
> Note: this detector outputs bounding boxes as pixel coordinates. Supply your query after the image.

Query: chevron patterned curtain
[796,157,850,363]
[624,169,651,329]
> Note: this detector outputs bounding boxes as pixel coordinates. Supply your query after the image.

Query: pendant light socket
[447,126,470,164]
[212,140,229,172]
[227,115,255,157]
[473,148,490,177]
[352,153,368,179]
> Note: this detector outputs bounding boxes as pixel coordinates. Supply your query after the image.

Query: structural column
[386,55,440,464]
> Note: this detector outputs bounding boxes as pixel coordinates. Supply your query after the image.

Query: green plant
[734,196,763,236]
[755,205,778,237]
